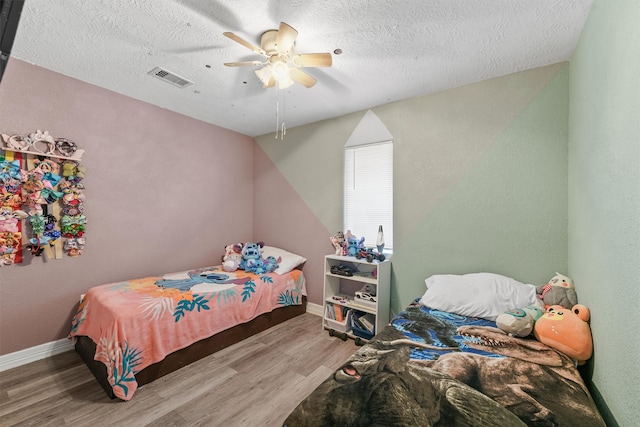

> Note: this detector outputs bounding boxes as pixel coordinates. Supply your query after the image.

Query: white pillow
[419,273,540,321]
[261,246,307,275]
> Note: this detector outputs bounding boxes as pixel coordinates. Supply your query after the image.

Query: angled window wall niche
[343,110,393,253]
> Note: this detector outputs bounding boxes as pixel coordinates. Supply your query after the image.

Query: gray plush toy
[536,272,578,308]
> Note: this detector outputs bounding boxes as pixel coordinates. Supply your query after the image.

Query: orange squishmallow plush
[533,304,593,363]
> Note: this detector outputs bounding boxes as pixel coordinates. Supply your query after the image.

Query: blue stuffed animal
[251,258,266,274]
[262,256,280,273]
[243,247,280,275]
[240,241,264,272]
[346,235,365,257]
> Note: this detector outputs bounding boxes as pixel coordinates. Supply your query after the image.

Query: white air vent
[148,67,193,88]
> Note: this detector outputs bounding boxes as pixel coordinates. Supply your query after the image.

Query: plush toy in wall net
[533,304,593,363]
[222,243,243,272]
[536,272,578,309]
[496,305,545,337]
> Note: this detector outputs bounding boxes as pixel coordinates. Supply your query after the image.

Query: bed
[283,273,606,427]
[71,249,307,401]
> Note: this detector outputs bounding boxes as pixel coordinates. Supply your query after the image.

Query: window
[344,141,393,252]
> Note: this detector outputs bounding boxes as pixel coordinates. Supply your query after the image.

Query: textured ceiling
[10,0,593,137]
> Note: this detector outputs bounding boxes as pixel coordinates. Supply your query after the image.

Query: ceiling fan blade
[293,53,333,68]
[275,22,298,55]
[288,68,317,88]
[223,31,266,56]
[224,61,263,67]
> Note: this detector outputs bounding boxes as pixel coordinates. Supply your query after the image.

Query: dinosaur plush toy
[536,273,578,309]
[534,304,593,363]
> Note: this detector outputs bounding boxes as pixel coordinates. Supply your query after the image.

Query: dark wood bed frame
[75,297,307,399]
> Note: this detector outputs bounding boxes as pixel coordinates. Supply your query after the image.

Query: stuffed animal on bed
[252,255,280,275]
[240,241,264,272]
[496,305,544,337]
[262,255,280,273]
[533,304,593,363]
[536,273,578,308]
[222,243,244,272]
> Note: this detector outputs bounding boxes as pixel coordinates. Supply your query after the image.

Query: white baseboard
[306,301,323,317]
[0,338,74,372]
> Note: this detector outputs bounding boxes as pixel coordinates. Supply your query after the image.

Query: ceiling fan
[223,22,332,89]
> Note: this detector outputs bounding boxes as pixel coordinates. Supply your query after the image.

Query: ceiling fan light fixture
[255,63,293,89]
[277,74,295,89]
[271,61,289,81]
[255,66,273,87]
[224,21,332,90]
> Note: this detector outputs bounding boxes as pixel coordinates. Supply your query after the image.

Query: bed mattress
[70,265,306,400]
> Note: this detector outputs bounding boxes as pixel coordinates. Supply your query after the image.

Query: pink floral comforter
[70,266,306,400]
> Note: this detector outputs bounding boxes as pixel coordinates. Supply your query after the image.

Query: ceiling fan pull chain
[281,90,286,139]
[275,92,278,139]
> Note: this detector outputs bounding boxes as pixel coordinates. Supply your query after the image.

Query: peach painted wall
[0,59,255,355]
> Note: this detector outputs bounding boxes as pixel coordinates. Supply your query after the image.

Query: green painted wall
[568,0,640,425]
[387,65,569,313]
[256,63,569,314]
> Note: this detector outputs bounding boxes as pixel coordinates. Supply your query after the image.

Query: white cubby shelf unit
[322,254,391,342]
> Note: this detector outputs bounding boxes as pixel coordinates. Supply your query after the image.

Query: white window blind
[344,141,393,251]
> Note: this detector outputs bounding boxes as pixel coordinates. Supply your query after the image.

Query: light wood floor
[0,313,358,427]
